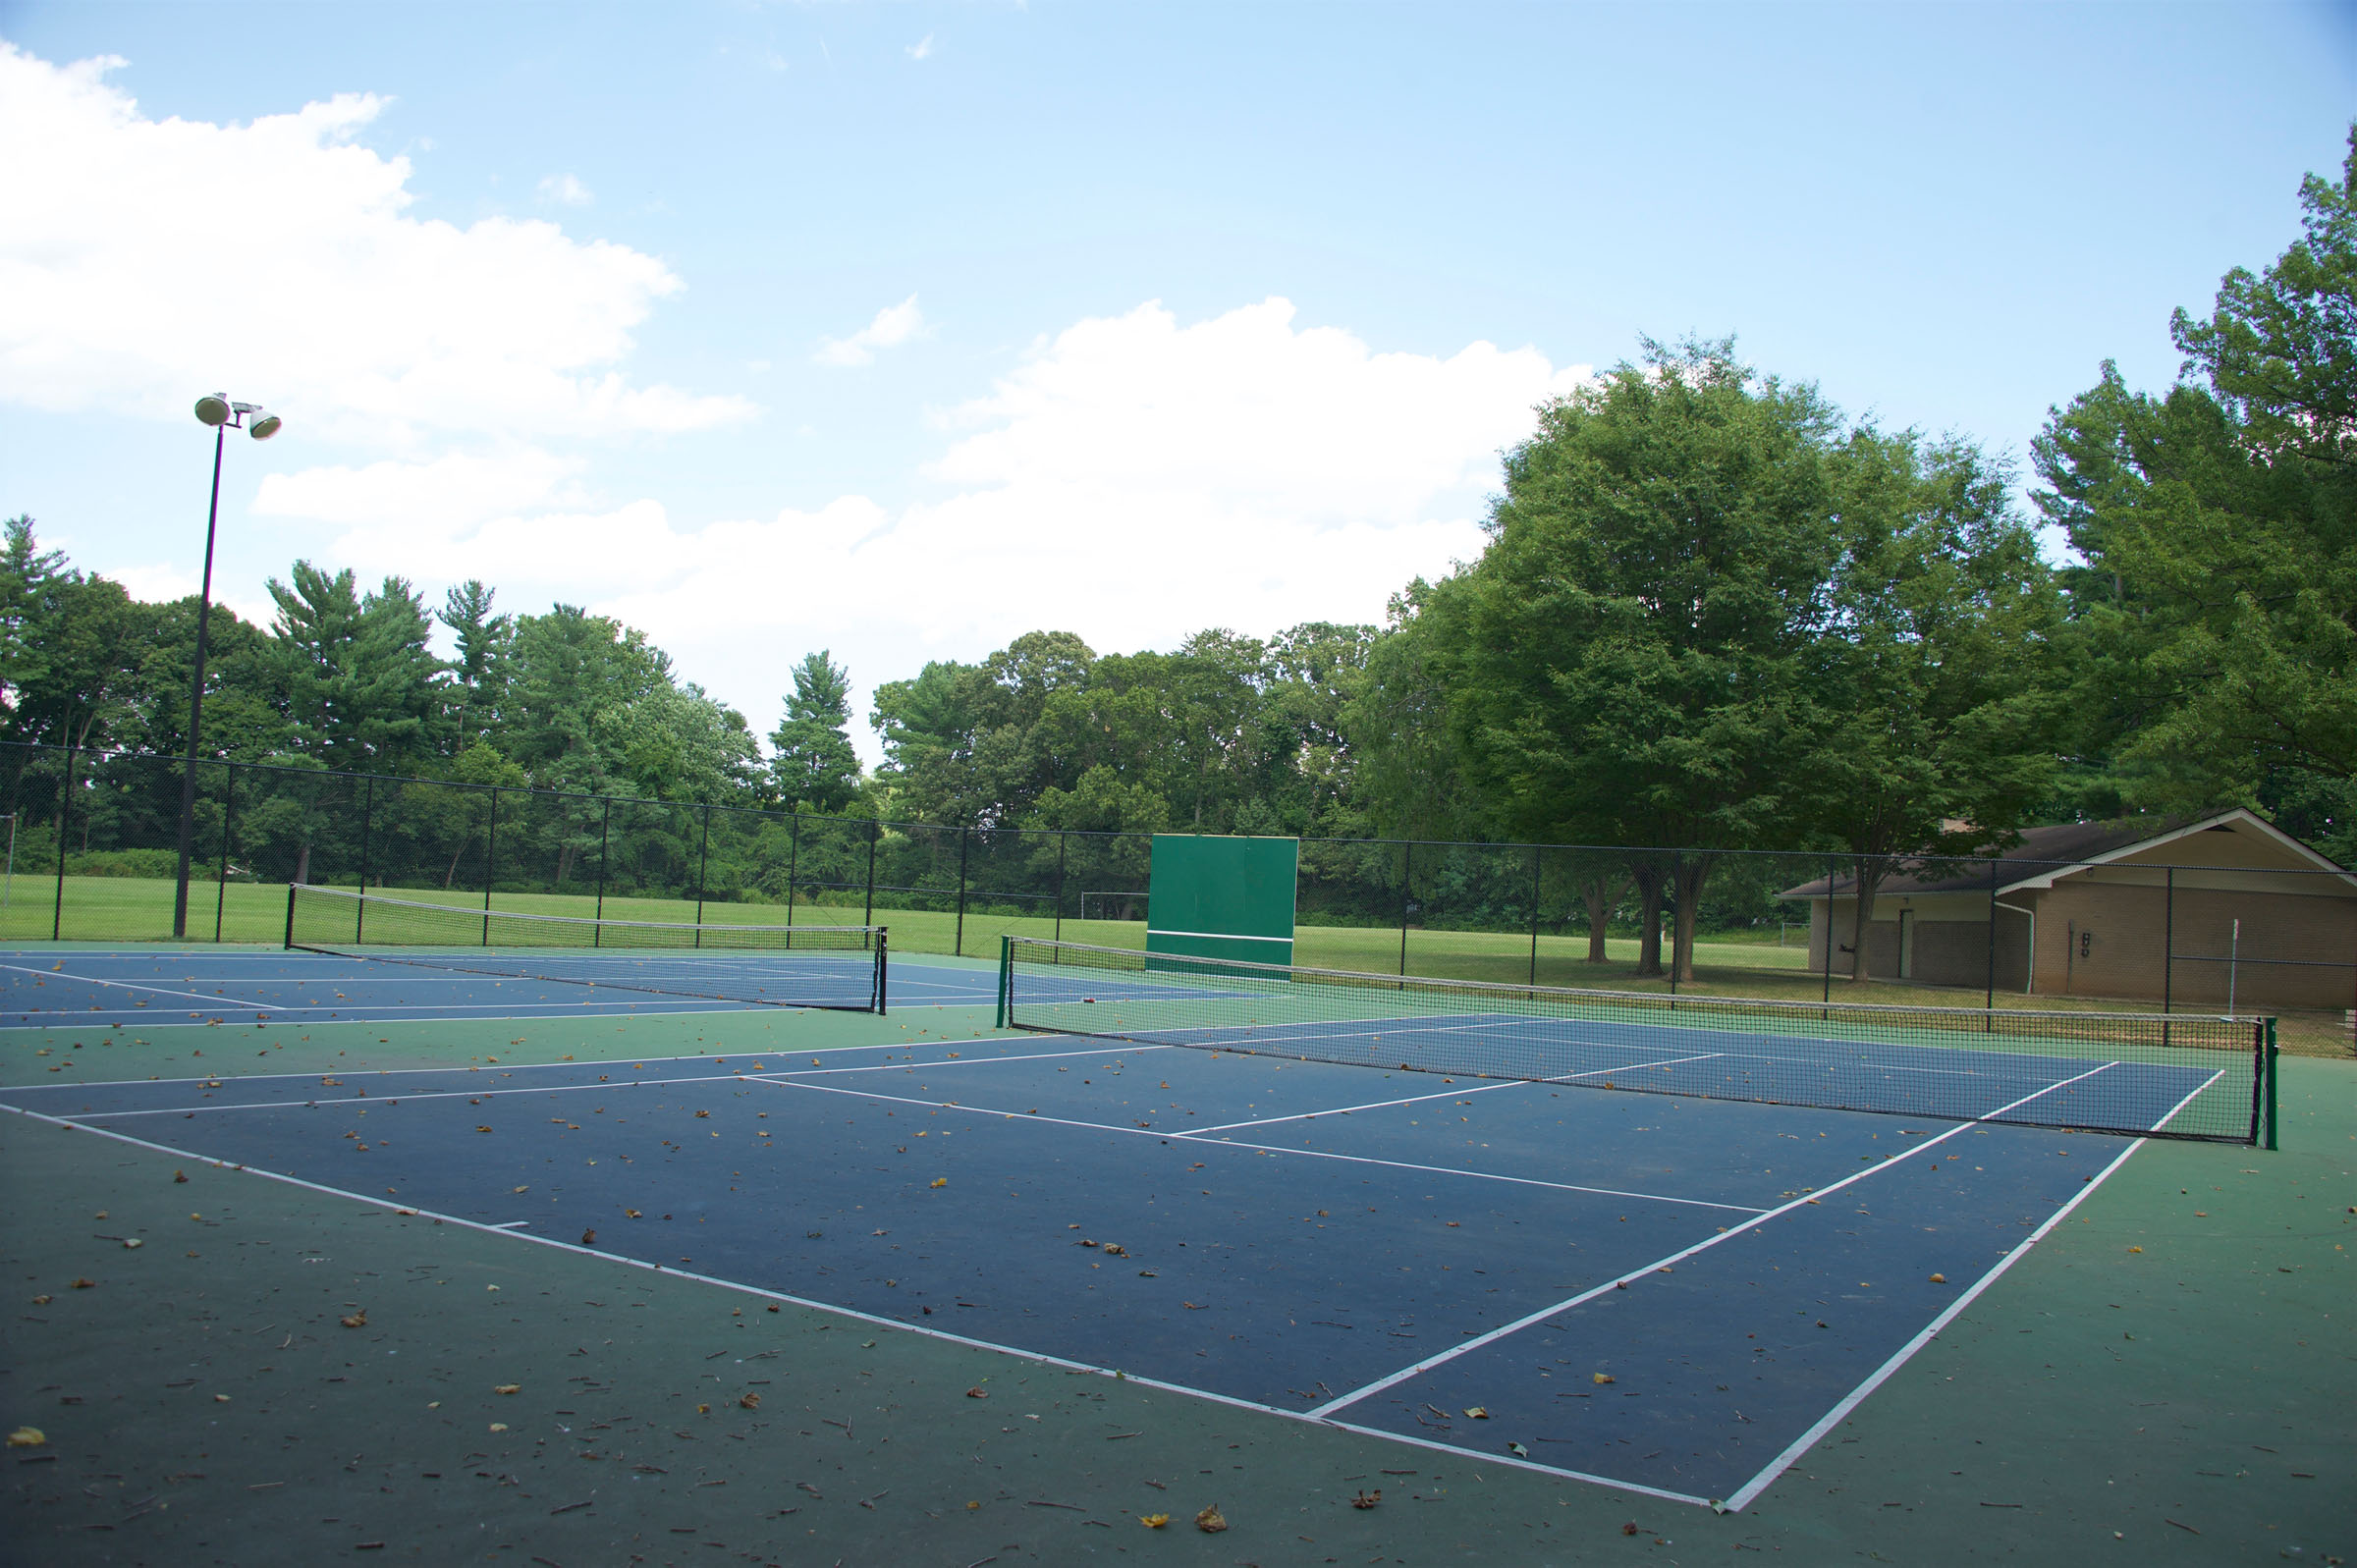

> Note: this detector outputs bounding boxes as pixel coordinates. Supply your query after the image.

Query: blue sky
[1,2,2350,759]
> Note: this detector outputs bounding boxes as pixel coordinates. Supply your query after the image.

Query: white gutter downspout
[1994,898,2035,994]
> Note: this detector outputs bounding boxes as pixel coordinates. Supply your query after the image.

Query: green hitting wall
[1145,834,1298,967]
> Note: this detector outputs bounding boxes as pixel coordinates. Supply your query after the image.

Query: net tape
[1001,938,2266,1144]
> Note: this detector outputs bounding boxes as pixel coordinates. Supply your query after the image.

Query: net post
[955,826,970,957]
[875,927,889,1016]
[283,881,298,949]
[2265,1018,2278,1152]
[996,935,1013,1031]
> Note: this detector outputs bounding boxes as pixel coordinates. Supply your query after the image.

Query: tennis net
[998,938,2273,1144]
[287,886,888,1013]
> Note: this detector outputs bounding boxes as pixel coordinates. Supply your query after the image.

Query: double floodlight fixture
[193,392,281,440]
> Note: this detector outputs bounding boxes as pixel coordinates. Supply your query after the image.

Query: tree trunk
[1849,856,1885,981]
[1630,861,1666,977]
[1582,872,1630,962]
[1671,855,1715,983]
[444,834,471,889]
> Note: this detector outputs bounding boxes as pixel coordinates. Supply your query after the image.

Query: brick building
[1779,812,2357,1011]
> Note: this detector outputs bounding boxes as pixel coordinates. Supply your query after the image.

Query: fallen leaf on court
[1509,1442,1529,1456]
[1464,1406,1488,1419]
[2128,1246,2143,1253]
[1623,1521,1642,1536]
[1102,1244,1127,1258]
[1593,1374,1615,1385]
[30,1295,50,1306]
[965,1387,988,1399]
[697,1403,710,1414]
[341,1310,368,1328]
[626,1210,641,1218]
[70,1278,94,1290]
[1929,1273,1946,1284]
[1351,1488,1382,1508]
[494,1384,521,1395]
[739,1393,760,1410]
[122,1239,141,1250]
[489,1422,508,1433]
[173,1171,188,1184]
[1182,1301,1207,1310]
[929,1178,948,1189]
[1140,1513,1170,1528]
[1195,1504,1228,1532]
[475,1126,493,1134]
[6,1428,44,1448]
[213,1394,229,1403]
[580,1229,596,1245]
[513,1186,528,1194]
[695,1110,710,1118]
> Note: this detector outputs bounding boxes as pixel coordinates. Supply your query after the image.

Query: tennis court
[0,908,2280,1511]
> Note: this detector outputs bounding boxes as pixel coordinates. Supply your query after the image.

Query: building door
[1897,909,1916,981]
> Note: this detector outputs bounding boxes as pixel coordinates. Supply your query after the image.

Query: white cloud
[535,172,593,206]
[253,448,585,530]
[813,295,928,368]
[906,32,935,61]
[277,297,1587,756]
[0,44,751,446]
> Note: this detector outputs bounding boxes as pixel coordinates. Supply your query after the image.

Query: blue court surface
[0,947,1002,1026]
[0,946,2159,1509]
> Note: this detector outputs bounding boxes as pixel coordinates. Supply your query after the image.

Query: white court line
[0,962,280,1010]
[781,1042,1176,1077]
[60,1070,781,1119]
[1717,1131,2146,1512]
[1304,1060,2122,1424]
[0,1033,1012,1093]
[1318,1416,1709,1508]
[1178,1051,1729,1135]
[756,1075,1763,1213]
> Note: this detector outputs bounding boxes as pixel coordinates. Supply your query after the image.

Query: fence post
[2162,867,2174,1018]
[1528,845,1542,989]
[786,814,799,931]
[482,786,498,946]
[214,762,236,942]
[1398,841,1412,977]
[695,802,712,946]
[1984,854,1999,1024]
[955,826,970,957]
[1821,854,1835,1012]
[51,744,74,942]
[356,776,373,945]
[863,818,878,929]
[594,796,612,943]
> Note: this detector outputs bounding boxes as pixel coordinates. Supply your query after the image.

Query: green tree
[266,563,445,773]
[1436,338,1846,980]
[1804,432,2062,977]
[769,651,863,812]
[2034,127,2357,833]
[439,580,513,752]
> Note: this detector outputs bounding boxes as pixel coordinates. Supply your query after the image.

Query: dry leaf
[694,1110,710,1118]
[494,1384,521,1395]
[475,1125,493,1134]
[1351,1488,1381,1509]
[1593,1373,1615,1385]
[626,1210,642,1218]
[1929,1273,1946,1284]
[1508,1441,1529,1456]
[1102,1244,1127,1258]
[929,1177,948,1189]
[2128,1246,2143,1253]
[70,1278,94,1290]
[1139,1513,1170,1528]
[580,1229,596,1245]
[739,1393,760,1410]
[965,1387,988,1399]
[30,1295,50,1306]
[341,1310,368,1328]
[1464,1406,1489,1418]
[6,1428,44,1448]
[173,1171,188,1184]
[122,1239,142,1250]
[489,1422,508,1433]
[1195,1504,1228,1532]
[1623,1521,1642,1536]
[696,1403,710,1415]
[513,1185,528,1194]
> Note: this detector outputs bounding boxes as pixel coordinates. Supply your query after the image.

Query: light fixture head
[247,411,282,441]
[193,394,232,427]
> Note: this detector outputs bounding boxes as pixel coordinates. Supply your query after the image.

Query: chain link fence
[6,740,2349,1053]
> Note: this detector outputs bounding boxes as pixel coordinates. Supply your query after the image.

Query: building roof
[1776,810,2354,898]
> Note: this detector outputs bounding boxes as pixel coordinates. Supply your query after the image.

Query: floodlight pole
[171,421,229,941]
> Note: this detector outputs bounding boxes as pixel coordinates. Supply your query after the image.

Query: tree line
[5,131,2350,977]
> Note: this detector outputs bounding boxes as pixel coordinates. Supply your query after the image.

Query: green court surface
[1,969,2348,1565]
